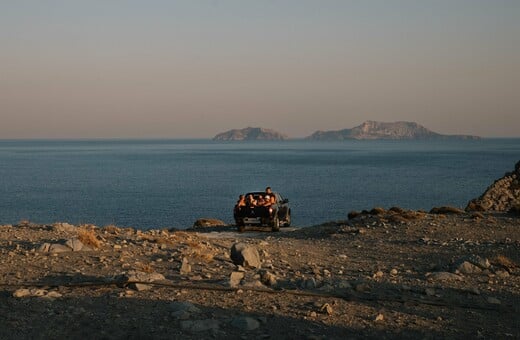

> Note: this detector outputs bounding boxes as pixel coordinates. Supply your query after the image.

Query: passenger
[234,195,246,216]
[236,195,246,207]
[265,187,276,204]
[246,194,257,207]
[263,195,273,206]
[256,195,266,206]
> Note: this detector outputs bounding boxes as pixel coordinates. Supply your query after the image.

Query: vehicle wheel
[271,216,280,232]
[284,211,291,227]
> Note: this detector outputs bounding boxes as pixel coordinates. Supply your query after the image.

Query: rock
[425,288,436,296]
[320,303,333,315]
[301,278,317,289]
[456,261,482,275]
[52,222,76,233]
[180,319,220,333]
[230,243,261,269]
[65,238,84,252]
[170,301,201,319]
[128,283,152,291]
[466,161,520,212]
[180,257,191,275]
[192,218,226,228]
[427,272,464,282]
[45,291,63,299]
[347,211,361,219]
[375,313,384,322]
[369,207,386,215]
[487,297,501,305]
[49,244,72,253]
[465,255,490,269]
[229,271,245,288]
[374,271,384,279]
[13,289,31,298]
[231,317,260,331]
[259,270,277,286]
[38,243,51,252]
[390,268,398,276]
[495,270,510,279]
[122,270,166,283]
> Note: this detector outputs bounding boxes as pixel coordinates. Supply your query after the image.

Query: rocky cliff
[213,127,288,141]
[306,121,480,140]
[466,161,520,212]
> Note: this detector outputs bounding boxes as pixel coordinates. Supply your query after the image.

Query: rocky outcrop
[306,121,480,140]
[213,127,288,141]
[466,161,520,212]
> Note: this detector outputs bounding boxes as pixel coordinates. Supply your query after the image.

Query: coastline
[1,209,518,339]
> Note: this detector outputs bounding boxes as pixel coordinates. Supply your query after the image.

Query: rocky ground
[0,208,519,339]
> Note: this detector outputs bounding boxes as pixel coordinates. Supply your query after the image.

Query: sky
[1,1,519,138]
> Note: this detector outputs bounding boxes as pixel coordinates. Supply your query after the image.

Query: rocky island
[0,162,518,339]
[306,121,480,141]
[213,127,288,141]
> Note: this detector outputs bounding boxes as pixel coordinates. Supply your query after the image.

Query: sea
[0,139,518,230]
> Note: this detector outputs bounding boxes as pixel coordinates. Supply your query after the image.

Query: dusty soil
[0,210,519,339]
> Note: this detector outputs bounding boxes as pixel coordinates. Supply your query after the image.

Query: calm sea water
[0,139,518,229]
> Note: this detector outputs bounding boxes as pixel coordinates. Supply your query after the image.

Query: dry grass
[78,228,101,248]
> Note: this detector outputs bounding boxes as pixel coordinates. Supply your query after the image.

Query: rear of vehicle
[234,192,291,232]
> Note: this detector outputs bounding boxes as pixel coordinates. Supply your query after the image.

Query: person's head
[265,187,272,194]
[265,195,270,201]
[239,195,244,200]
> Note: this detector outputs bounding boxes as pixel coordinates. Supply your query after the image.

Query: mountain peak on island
[307,121,480,140]
[213,127,288,141]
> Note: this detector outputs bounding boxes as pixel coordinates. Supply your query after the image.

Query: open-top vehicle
[233,191,291,232]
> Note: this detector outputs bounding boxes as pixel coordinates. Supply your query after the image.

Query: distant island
[305,121,480,141]
[213,127,288,141]
[213,121,480,141]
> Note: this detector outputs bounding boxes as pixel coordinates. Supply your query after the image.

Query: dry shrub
[78,228,101,248]
[430,206,465,215]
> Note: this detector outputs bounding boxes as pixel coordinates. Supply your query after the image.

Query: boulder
[231,317,260,331]
[49,244,72,253]
[65,238,85,252]
[121,270,166,283]
[230,243,261,268]
[229,271,245,288]
[52,222,76,233]
[427,272,464,281]
[192,218,227,228]
[466,160,520,212]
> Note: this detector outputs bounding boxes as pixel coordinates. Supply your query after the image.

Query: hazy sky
[1,1,519,138]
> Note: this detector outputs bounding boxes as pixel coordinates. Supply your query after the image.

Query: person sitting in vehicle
[234,195,246,216]
[246,194,257,207]
[265,187,276,204]
[262,195,273,207]
[236,195,246,207]
[256,195,266,206]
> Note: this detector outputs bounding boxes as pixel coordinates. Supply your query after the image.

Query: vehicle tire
[271,216,280,232]
[284,211,291,227]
